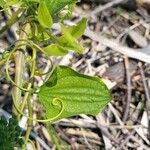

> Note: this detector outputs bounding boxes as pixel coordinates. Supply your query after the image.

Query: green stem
[45,30,58,42]
[24,48,36,145]
[0,8,24,35]
[0,57,8,66]
[46,123,62,150]
[24,94,32,145]
[46,123,70,150]
[18,49,36,119]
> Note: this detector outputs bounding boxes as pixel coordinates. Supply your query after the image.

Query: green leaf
[39,66,112,121]
[0,0,6,8]
[45,0,77,15]
[58,24,84,53]
[44,44,68,56]
[60,24,76,45]
[37,1,53,28]
[69,18,87,38]
[43,22,86,56]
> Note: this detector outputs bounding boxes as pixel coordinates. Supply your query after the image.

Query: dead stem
[12,23,30,114]
[123,56,132,122]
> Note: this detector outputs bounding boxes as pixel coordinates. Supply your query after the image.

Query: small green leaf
[43,22,85,56]
[37,1,53,28]
[59,36,84,53]
[39,66,112,121]
[58,24,84,53]
[44,44,68,56]
[69,18,87,38]
[60,24,76,45]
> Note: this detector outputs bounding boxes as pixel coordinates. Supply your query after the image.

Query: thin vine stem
[24,94,32,145]
[0,8,24,35]
[5,42,53,92]
[19,48,36,116]
[22,48,36,144]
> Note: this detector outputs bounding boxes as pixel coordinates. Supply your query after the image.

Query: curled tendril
[30,42,54,77]
[21,40,54,77]
[12,92,64,122]
[52,97,63,108]
[5,40,53,92]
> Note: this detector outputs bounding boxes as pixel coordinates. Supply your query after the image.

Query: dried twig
[96,114,119,145]
[108,103,124,126]
[119,130,136,149]
[90,0,125,16]
[84,29,150,64]
[123,57,132,122]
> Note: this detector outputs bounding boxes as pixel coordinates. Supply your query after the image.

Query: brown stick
[84,29,150,64]
[123,57,132,122]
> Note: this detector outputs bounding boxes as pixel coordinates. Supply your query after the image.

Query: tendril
[6,40,53,92]
[12,92,64,122]
[6,39,59,122]
[30,42,54,77]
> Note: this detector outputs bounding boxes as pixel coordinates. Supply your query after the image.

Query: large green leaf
[37,1,53,28]
[45,0,77,15]
[39,66,112,121]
